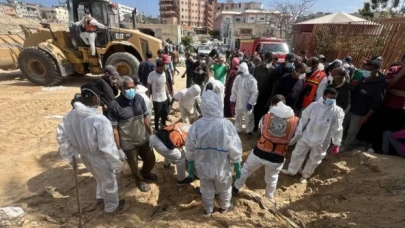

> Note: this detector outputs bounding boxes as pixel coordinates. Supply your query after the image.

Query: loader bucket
[0,33,25,70]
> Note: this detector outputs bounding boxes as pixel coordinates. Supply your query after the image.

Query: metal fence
[293,18,405,70]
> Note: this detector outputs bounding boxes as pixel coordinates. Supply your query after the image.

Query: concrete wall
[125,23,182,44]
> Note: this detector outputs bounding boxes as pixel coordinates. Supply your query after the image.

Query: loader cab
[67,0,119,49]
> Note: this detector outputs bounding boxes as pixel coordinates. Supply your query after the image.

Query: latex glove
[332,146,340,156]
[247,103,253,111]
[234,162,241,179]
[187,160,195,179]
[118,149,127,162]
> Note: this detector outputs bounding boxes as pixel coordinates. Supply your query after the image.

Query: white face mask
[266,63,272,69]
[299,73,306,79]
[328,75,333,82]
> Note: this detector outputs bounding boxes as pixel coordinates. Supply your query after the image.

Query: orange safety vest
[302,70,326,108]
[162,123,189,148]
[84,17,97,32]
[257,113,299,156]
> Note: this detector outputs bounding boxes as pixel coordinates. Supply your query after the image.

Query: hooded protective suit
[56,102,121,212]
[286,98,344,178]
[185,91,242,214]
[230,62,259,133]
[136,84,153,122]
[234,102,296,199]
[203,77,225,105]
[174,85,201,124]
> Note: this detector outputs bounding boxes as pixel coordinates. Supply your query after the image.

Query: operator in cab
[74,9,107,57]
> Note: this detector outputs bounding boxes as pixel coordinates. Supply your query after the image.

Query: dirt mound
[0,15,67,35]
[1,69,405,227]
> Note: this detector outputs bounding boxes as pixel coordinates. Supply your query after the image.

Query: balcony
[160,10,177,16]
[160,2,175,8]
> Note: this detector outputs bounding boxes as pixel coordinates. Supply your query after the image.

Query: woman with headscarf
[224,57,240,117]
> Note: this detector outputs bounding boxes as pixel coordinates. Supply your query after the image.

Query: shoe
[107,199,125,213]
[177,177,193,186]
[219,203,234,213]
[142,173,158,182]
[232,186,239,195]
[281,169,295,176]
[247,132,253,137]
[138,182,151,192]
[300,177,308,184]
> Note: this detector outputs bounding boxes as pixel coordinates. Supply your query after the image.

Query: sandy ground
[1,67,405,228]
[0,15,67,35]
[1,16,405,228]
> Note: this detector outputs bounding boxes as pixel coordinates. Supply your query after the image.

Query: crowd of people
[56,45,405,215]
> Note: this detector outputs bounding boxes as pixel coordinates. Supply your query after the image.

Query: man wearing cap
[73,9,107,57]
[95,65,120,116]
[275,53,295,81]
[253,52,277,132]
[57,84,125,213]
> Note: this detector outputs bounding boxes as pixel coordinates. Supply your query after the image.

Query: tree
[269,0,316,41]
[359,0,405,19]
[181,36,194,52]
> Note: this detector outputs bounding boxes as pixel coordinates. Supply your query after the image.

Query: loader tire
[105,52,140,77]
[18,47,63,86]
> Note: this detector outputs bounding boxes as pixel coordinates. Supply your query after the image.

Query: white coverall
[151,135,188,181]
[136,85,153,122]
[185,91,242,214]
[173,85,202,124]
[74,15,107,56]
[230,62,259,133]
[234,102,295,199]
[202,77,225,107]
[286,98,345,178]
[56,102,121,212]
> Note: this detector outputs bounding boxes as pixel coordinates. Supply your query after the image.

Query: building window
[225,7,228,9]
[239,3,241,8]
[250,17,254,20]
[260,17,265,20]
[217,7,220,10]
[235,18,240,22]
[182,15,184,18]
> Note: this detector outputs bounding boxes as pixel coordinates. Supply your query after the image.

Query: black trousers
[153,100,169,130]
[254,98,269,129]
[186,74,193,88]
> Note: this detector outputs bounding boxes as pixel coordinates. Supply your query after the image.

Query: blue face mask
[325,98,336,106]
[124,88,136,100]
[362,70,372,78]
[286,62,294,68]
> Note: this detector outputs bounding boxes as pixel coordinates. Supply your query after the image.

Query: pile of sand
[0,15,67,35]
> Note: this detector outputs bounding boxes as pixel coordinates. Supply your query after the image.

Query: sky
[0,0,367,17]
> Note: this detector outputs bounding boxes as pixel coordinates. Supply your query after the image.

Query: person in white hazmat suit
[202,74,225,105]
[233,95,299,202]
[171,85,202,124]
[134,76,153,122]
[185,90,243,215]
[282,87,345,183]
[150,123,194,186]
[74,9,107,56]
[230,62,259,135]
[56,84,125,213]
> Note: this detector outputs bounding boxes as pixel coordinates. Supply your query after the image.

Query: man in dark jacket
[94,65,120,115]
[274,62,307,114]
[341,59,386,152]
[275,53,295,81]
[181,52,196,88]
[138,51,155,86]
[253,52,277,132]
[328,67,351,113]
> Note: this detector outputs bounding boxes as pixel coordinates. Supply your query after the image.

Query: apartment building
[215,0,262,13]
[6,1,40,18]
[159,0,216,33]
[0,5,17,16]
[40,6,68,22]
[117,4,134,21]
